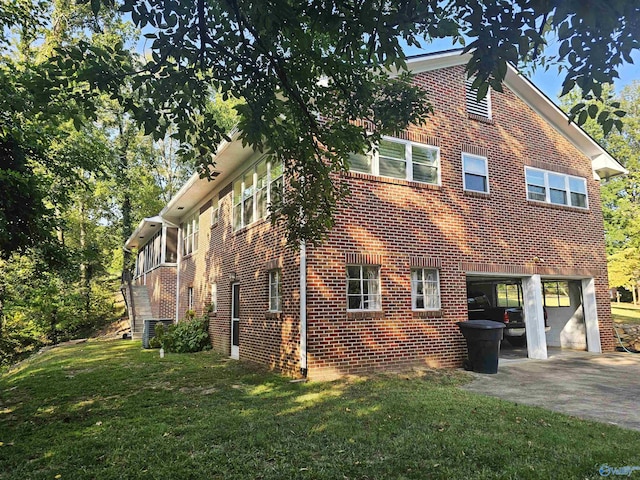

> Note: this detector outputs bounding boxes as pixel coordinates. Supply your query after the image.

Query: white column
[582,278,602,353]
[522,275,548,360]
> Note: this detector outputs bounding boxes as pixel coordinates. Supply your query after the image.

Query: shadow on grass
[1,340,640,480]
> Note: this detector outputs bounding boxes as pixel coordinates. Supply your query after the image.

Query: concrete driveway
[462,348,640,431]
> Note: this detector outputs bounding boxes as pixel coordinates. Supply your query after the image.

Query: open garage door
[543,280,587,350]
[466,275,600,361]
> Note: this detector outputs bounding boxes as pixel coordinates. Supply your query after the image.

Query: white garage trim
[582,278,602,353]
[522,275,548,360]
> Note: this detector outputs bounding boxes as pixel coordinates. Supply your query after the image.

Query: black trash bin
[456,320,505,374]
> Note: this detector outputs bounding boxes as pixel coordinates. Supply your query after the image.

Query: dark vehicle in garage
[467,280,550,346]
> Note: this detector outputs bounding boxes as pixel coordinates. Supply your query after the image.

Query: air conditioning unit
[142,318,174,349]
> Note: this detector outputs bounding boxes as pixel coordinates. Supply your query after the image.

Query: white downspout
[175,226,182,323]
[299,239,307,377]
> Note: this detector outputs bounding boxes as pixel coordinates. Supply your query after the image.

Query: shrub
[157,315,210,353]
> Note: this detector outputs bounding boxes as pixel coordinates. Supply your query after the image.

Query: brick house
[123,50,626,380]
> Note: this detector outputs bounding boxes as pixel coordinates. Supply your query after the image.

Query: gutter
[175,224,182,323]
[299,239,308,377]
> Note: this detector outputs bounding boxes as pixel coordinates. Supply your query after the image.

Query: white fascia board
[404,49,470,74]
[124,216,165,251]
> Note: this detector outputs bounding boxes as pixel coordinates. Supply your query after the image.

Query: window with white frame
[233,156,284,231]
[211,196,219,226]
[268,270,282,312]
[411,268,441,310]
[187,287,194,311]
[210,283,217,312]
[349,137,440,185]
[525,167,588,208]
[347,265,381,311]
[182,211,199,256]
[462,153,489,193]
[465,77,492,119]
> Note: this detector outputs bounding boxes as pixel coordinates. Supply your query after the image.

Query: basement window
[347,265,381,311]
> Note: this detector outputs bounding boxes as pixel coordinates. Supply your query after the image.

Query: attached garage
[466,274,603,361]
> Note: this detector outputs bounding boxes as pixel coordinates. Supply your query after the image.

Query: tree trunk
[117,113,133,270]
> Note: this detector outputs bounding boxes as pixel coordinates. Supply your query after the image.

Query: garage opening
[466,276,590,360]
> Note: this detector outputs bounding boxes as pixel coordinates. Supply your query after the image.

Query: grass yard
[2,341,640,480]
[611,302,640,325]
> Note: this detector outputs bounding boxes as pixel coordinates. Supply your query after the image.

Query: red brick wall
[305,64,613,379]
[134,266,177,320]
[176,182,302,376]
[161,63,612,380]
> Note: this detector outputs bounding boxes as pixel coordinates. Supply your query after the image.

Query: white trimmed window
[268,270,282,312]
[465,77,492,119]
[210,283,217,312]
[411,268,441,311]
[182,211,199,256]
[211,196,219,226]
[350,137,440,185]
[462,153,489,193]
[187,287,194,311]
[233,156,284,231]
[347,265,381,311]
[525,167,588,209]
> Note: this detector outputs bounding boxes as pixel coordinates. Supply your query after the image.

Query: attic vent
[465,78,491,119]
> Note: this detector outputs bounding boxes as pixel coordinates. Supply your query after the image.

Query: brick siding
[139,63,614,380]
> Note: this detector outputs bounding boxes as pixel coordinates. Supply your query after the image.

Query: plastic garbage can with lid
[456,320,505,374]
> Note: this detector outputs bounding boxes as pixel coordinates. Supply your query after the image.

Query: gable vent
[465,78,491,119]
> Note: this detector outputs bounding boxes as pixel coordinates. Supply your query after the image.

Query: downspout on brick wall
[175,224,182,323]
[300,240,307,377]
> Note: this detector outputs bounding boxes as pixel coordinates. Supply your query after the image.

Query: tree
[50,0,636,246]
[4,1,639,249]
[562,81,640,302]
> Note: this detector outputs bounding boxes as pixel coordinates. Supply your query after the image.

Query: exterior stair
[121,280,154,340]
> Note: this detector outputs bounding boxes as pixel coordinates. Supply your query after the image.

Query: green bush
[156,315,210,353]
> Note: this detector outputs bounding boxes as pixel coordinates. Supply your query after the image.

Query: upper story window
[350,137,440,185]
[347,265,381,311]
[182,211,199,256]
[525,167,588,209]
[211,196,219,226]
[462,153,489,193]
[233,156,283,231]
[465,77,492,119]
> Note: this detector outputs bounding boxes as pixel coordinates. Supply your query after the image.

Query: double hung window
[462,153,489,193]
[233,156,284,230]
[182,212,199,256]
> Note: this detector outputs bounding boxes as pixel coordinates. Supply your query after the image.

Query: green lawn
[2,341,640,480]
[611,302,640,325]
